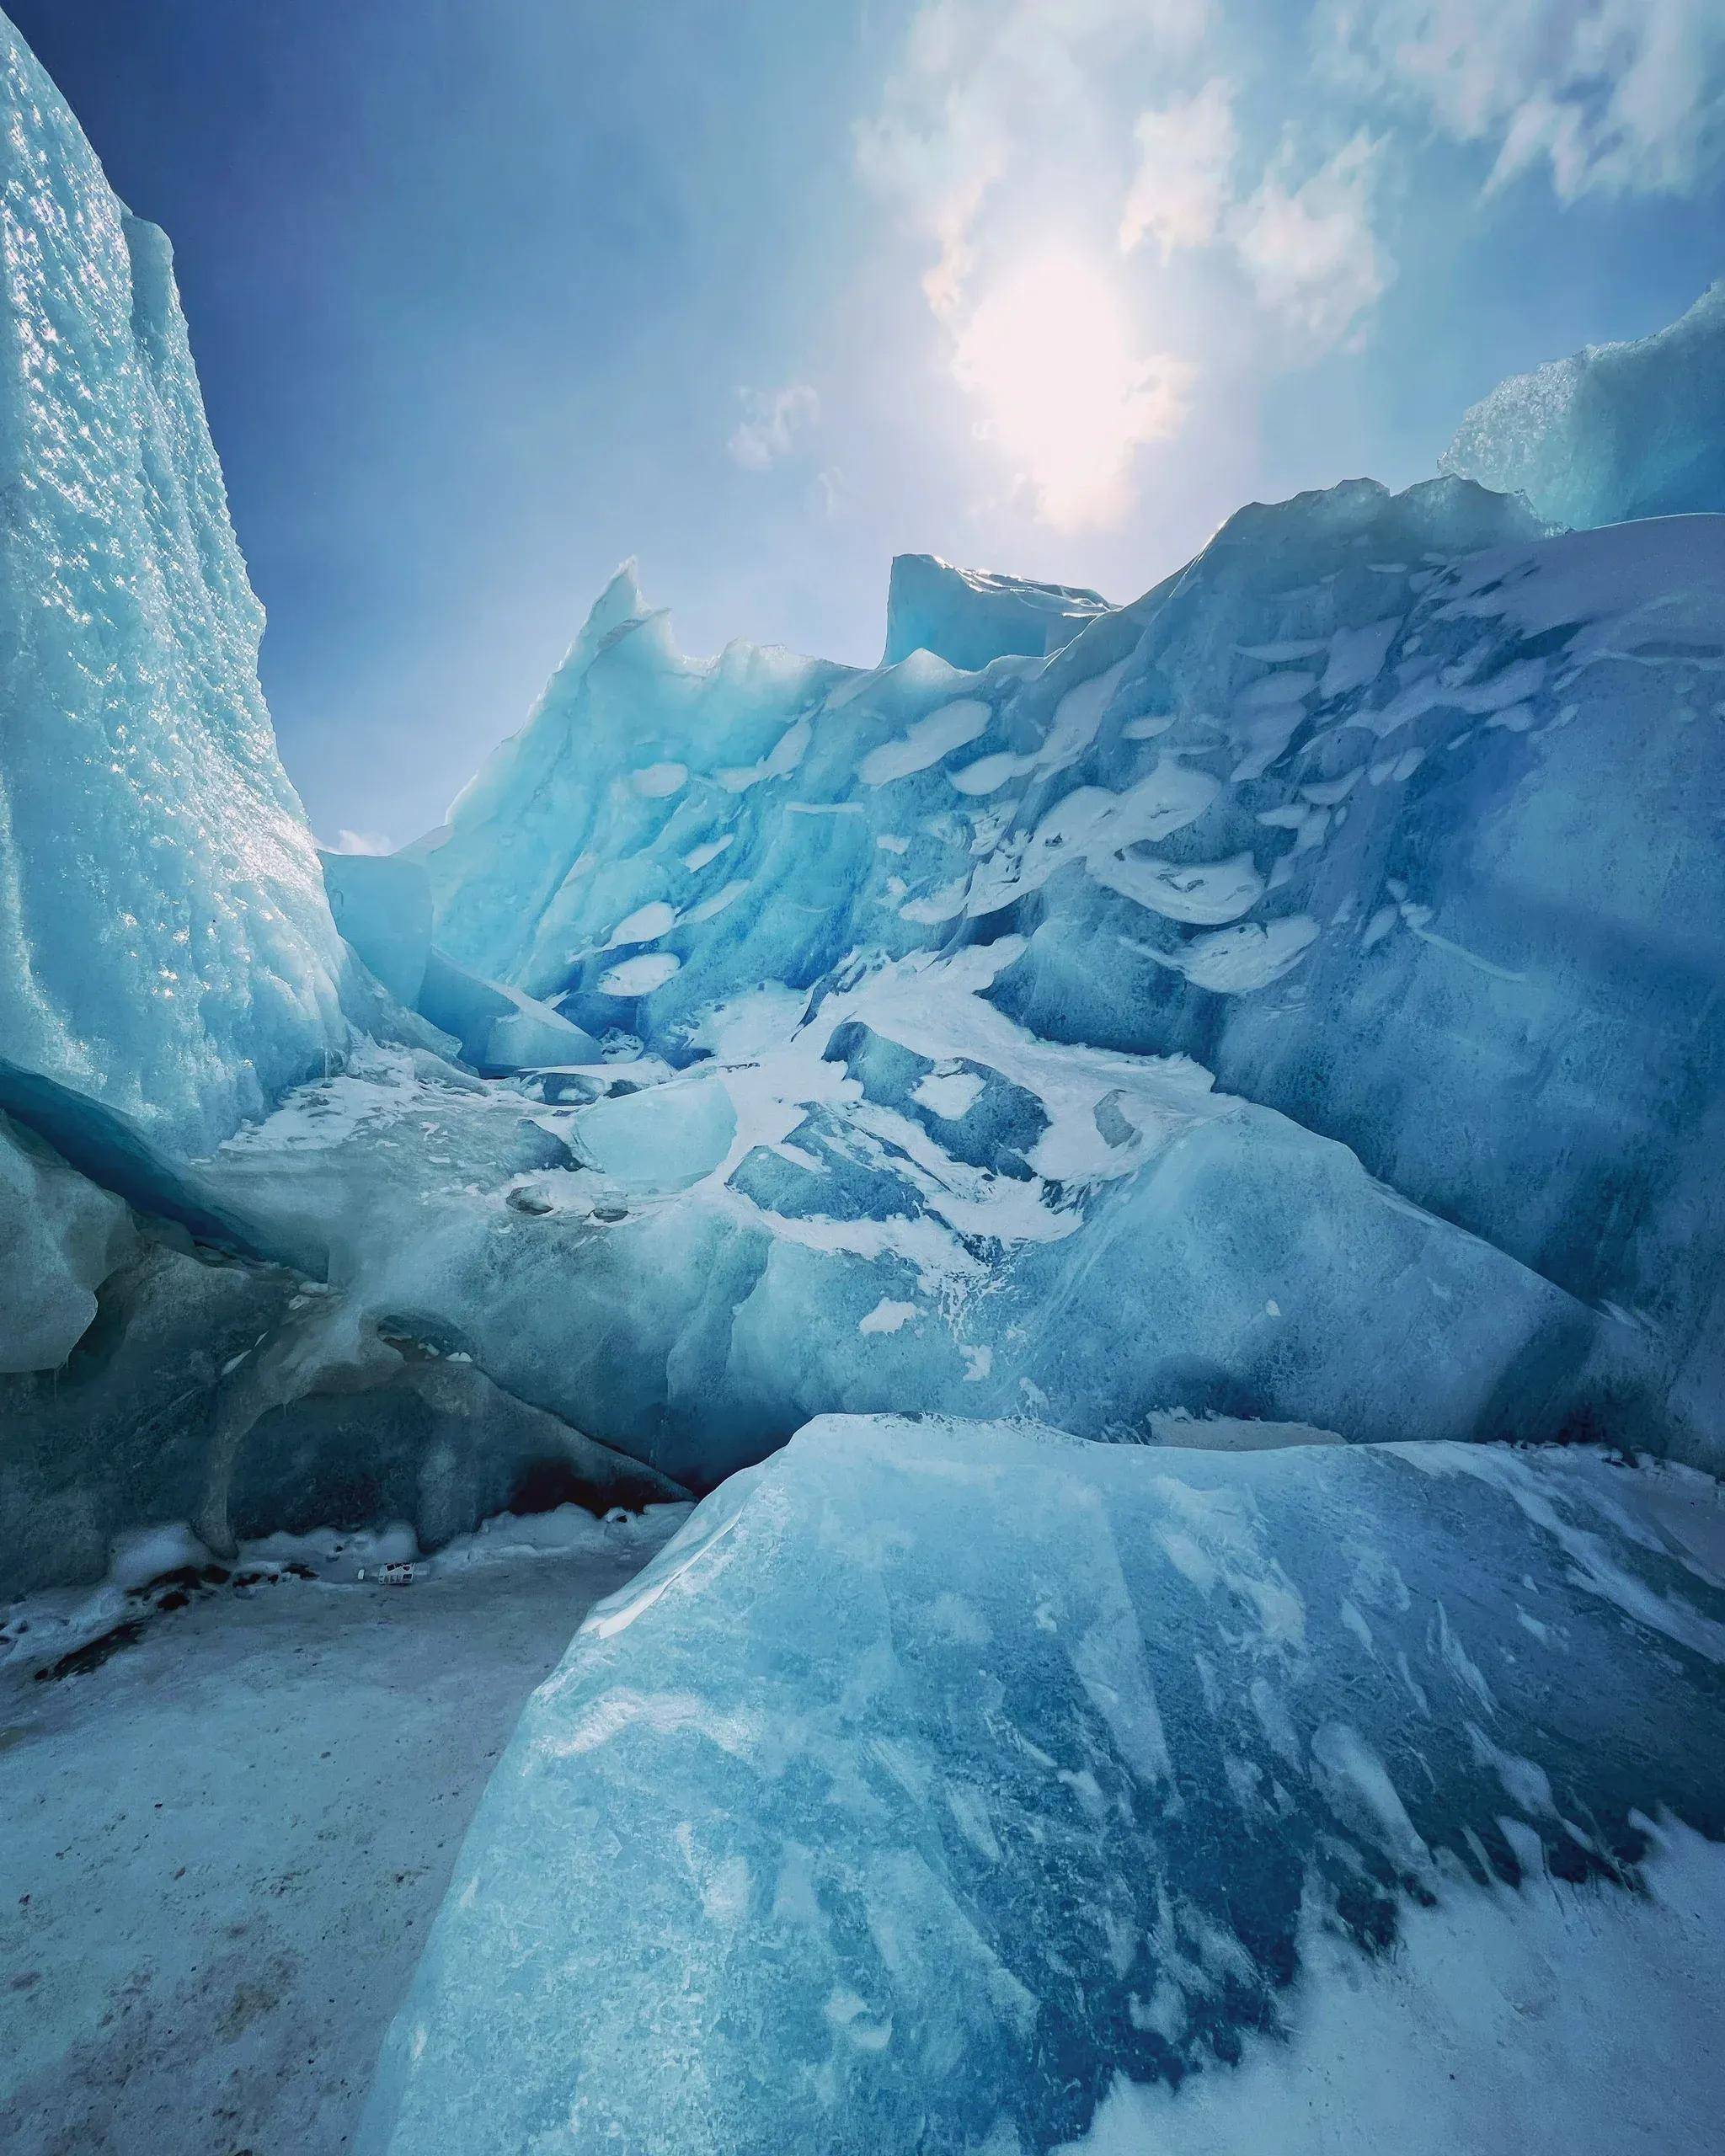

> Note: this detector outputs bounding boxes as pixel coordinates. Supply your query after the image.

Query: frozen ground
[0,1505,687,2156]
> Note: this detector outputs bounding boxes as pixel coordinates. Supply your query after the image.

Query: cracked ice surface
[195,938,1622,1495]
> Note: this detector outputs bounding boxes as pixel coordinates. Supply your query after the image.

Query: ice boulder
[565,1069,738,1192]
[363,1416,1725,2156]
[0,22,362,1160]
[1442,282,1725,526]
[883,553,1112,670]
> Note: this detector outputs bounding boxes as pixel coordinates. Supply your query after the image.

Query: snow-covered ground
[0,1505,686,2156]
[1064,1818,1725,2156]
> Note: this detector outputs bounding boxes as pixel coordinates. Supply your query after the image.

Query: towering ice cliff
[0,17,355,1165]
[1442,281,1725,528]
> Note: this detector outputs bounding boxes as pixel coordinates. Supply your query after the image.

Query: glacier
[361,1415,1725,2156]
[409,480,1725,1474]
[6,274,1725,1580]
[2,11,1725,2153]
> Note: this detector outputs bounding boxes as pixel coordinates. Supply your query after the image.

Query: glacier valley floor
[0,1508,686,2156]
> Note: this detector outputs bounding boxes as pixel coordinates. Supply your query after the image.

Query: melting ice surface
[362,1417,1725,2156]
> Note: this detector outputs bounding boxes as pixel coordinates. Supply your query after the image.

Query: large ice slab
[0,1176,689,1599]
[0,22,356,1160]
[321,851,434,1008]
[1442,282,1725,527]
[417,949,601,1074]
[363,1416,1725,2156]
[883,553,1112,670]
[320,850,599,1071]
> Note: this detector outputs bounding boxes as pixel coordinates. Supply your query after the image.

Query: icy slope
[426,484,1725,1464]
[1443,282,1725,527]
[362,1416,1725,2156]
[0,17,359,1161]
[4,915,1629,1591]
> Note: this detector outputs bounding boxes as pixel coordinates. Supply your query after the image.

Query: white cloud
[1228,132,1391,354]
[728,383,820,470]
[951,252,1193,528]
[857,0,1209,526]
[1327,0,1725,201]
[327,828,394,855]
[1120,78,1239,258]
[857,0,1211,322]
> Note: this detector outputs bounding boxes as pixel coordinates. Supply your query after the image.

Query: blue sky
[12,0,1722,846]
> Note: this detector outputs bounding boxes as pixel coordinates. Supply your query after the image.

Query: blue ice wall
[425,485,1725,1464]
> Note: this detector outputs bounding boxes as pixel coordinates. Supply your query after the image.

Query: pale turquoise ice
[320,849,600,1070]
[1443,281,1725,527]
[0,20,355,1161]
[883,552,1112,670]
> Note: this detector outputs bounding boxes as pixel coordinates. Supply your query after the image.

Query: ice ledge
[883,551,1112,670]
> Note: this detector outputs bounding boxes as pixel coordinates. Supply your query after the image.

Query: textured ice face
[425,483,1725,1468]
[1442,281,1725,528]
[0,23,354,1161]
[361,1417,1725,2156]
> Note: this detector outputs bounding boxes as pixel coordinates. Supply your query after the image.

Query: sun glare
[951,252,1188,531]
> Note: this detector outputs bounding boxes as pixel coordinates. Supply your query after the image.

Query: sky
[10,0,1723,847]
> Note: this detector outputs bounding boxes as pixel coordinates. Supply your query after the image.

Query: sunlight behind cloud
[950,252,1190,529]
